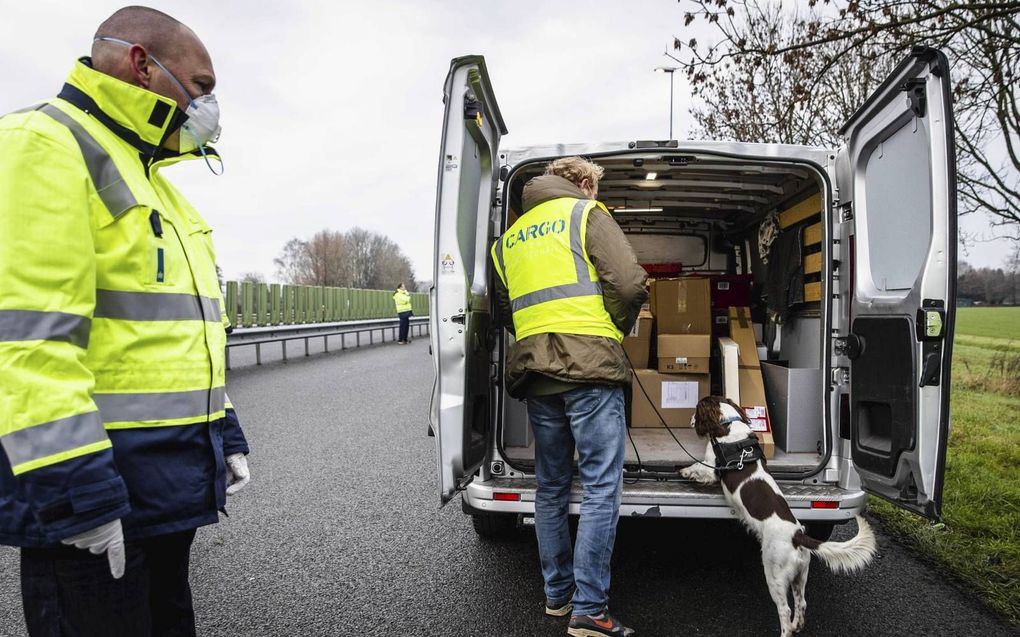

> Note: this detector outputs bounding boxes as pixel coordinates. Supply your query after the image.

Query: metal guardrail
[225,316,429,368]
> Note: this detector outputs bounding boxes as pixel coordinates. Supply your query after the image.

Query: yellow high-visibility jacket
[0,58,248,547]
[393,289,413,313]
[491,196,623,342]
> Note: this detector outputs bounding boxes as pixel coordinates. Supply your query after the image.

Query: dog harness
[712,416,764,475]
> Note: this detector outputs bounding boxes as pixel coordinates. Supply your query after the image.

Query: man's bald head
[90,5,215,117]
[92,6,188,65]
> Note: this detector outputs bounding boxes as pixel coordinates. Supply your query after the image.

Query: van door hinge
[831,367,850,386]
[902,78,927,118]
[839,203,853,223]
[834,334,862,360]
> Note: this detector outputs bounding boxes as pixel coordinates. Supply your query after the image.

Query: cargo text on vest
[504,219,567,249]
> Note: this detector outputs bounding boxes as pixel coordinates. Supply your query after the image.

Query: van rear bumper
[464,477,866,521]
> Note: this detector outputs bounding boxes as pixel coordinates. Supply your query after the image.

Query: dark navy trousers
[398,310,412,342]
[20,529,197,637]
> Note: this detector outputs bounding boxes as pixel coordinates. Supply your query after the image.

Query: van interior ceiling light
[645,172,658,181]
[616,207,664,213]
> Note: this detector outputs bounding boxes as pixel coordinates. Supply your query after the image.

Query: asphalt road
[1,337,1016,636]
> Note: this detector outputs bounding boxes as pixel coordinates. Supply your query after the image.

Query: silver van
[430,47,955,540]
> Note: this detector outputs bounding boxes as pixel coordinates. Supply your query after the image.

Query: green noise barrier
[223,281,430,329]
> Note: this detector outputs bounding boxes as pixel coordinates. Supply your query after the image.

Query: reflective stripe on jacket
[491,196,623,342]
[0,58,247,547]
[393,290,413,313]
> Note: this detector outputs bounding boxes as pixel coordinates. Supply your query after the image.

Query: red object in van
[641,263,683,278]
[710,274,753,308]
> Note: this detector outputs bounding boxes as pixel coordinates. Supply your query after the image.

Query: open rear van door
[431,56,507,505]
[835,47,956,520]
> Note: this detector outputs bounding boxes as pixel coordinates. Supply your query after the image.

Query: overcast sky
[1,0,1012,282]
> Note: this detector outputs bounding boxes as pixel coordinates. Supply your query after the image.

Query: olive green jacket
[493,175,648,398]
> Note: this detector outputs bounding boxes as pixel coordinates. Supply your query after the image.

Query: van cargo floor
[504,427,821,472]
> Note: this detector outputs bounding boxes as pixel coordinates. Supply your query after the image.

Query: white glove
[225,453,250,495]
[61,519,126,579]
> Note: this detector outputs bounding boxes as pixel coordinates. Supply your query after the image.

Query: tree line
[673,0,1020,244]
[959,255,1020,305]
[264,227,418,291]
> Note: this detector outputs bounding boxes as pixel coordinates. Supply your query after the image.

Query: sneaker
[545,595,573,617]
[567,612,635,636]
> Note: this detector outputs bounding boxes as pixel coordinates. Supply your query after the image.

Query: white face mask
[94,37,223,173]
[175,93,221,153]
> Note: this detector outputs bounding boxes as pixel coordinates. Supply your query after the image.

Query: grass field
[868,306,1020,624]
[953,306,1020,341]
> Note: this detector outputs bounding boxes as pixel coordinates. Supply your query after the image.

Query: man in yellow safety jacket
[0,7,249,635]
[491,157,647,636]
[393,283,414,344]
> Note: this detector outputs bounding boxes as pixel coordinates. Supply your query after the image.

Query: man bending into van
[491,157,647,636]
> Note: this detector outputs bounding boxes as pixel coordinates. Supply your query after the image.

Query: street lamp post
[654,66,678,140]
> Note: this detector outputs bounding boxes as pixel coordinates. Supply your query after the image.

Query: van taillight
[811,500,839,509]
[493,492,521,502]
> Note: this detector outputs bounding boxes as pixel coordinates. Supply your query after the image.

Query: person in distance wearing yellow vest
[0,7,249,635]
[491,157,647,637]
[393,283,414,344]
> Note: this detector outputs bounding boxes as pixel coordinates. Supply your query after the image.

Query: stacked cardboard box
[631,369,709,428]
[631,278,712,428]
[722,306,775,458]
[622,309,653,368]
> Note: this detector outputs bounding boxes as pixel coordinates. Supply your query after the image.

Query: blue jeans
[527,384,625,617]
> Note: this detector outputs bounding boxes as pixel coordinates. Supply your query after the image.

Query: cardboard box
[631,370,709,428]
[654,278,712,335]
[647,279,658,317]
[720,328,775,458]
[728,306,760,368]
[737,365,774,459]
[622,311,653,368]
[657,334,711,374]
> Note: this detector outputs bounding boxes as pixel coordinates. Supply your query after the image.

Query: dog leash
[623,348,719,474]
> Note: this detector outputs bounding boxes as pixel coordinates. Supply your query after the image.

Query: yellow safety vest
[0,59,229,476]
[393,290,413,313]
[491,197,622,342]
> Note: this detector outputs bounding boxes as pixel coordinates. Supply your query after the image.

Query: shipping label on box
[661,380,700,409]
[742,405,772,433]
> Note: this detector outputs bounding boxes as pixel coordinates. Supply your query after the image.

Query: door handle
[919,350,941,387]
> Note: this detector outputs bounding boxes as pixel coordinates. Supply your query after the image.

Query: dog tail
[793,515,877,574]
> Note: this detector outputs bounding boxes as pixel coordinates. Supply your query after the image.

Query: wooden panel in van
[804,281,822,302]
[779,193,821,229]
[804,252,822,274]
[803,222,822,246]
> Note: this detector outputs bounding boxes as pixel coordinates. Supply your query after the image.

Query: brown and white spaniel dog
[680,396,877,637]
